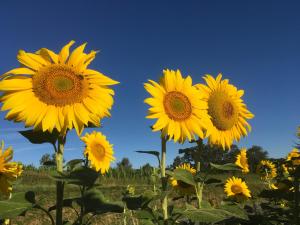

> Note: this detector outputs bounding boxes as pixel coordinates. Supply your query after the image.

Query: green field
[8,169,265,225]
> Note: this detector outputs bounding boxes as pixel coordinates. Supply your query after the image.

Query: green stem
[161,135,168,221]
[195,139,203,209]
[35,205,55,225]
[294,179,299,224]
[56,135,66,225]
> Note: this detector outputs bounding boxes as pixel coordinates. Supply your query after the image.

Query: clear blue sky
[0,0,299,168]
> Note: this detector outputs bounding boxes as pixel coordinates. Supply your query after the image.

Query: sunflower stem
[294,178,300,224]
[56,135,66,225]
[195,138,203,209]
[160,135,168,222]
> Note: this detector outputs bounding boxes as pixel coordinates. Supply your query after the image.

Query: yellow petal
[0,79,32,91]
[58,40,75,64]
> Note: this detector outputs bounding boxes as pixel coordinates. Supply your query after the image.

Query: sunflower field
[0,41,299,225]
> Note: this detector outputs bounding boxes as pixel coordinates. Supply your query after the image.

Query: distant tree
[247,145,268,172]
[39,153,56,166]
[173,144,240,171]
[171,156,182,169]
[117,157,132,170]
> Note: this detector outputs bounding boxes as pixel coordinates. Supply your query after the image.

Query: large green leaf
[171,168,196,186]
[19,129,59,145]
[80,189,123,214]
[53,166,99,187]
[0,192,32,219]
[123,190,155,210]
[183,203,248,223]
[218,202,248,220]
[136,150,160,165]
[64,159,84,171]
[183,207,228,223]
[210,163,240,171]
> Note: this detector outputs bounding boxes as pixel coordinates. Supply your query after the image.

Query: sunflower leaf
[0,192,33,219]
[172,168,196,186]
[19,129,59,145]
[78,189,124,214]
[136,150,160,166]
[210,163,240,171]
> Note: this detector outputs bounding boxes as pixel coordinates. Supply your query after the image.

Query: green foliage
[19,129,59,145]
[53,166,99,187]
[210,163,241,171]
[0,192,33,219]
[166,168,196,186]
[79,188,123,214]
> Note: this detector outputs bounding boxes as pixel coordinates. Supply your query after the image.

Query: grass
[7,169,266,225]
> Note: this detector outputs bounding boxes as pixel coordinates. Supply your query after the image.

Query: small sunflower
[256,160,277,180]
[196,74,254,149]
[81,131,115,174]
[224,176,251,199]
[235,148,249,173]
[170,163,196,195]
[286,148,300,166]
[0,142,23,196]
[0,41,118,135]
[144,69,210,143]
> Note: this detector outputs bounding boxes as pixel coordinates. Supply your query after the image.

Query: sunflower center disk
[163,91,192,121]
[32,65,88,106]
[231,184,242,194]
[208,92,238,130]
[92,143,106,159]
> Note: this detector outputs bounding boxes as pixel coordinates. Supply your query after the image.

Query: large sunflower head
[144,69,210,143]
[224,176,251,200]
[81,131,115,174]
[0,41,119,135]
[0,142,23,196]
[196,74,254,149]
[256,160,277,180]
[170,163,196,195]
[235,148,249,173]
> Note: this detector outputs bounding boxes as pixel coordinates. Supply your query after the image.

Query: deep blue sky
[0,0,299,168]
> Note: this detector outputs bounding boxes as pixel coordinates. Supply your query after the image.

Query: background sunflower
[170,163,196,195]
[224,176,251,199]
[81,131,115,174]
[196,74,254,149]
[144,69,210,143]
[256,160,277,180]
[235,148,250,173]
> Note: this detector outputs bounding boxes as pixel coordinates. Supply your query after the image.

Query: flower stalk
[160,135,168,221]
[195,139,203,209]
[55,135,66,225]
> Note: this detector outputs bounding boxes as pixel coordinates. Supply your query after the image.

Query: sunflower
[144,69,210,143]
[256,160,277,180]
[170,163,196,195]
[0,142,23,196]
[81,131,115,174]
[286,148,300,166]
[224,176,251,199]
[196,74,254,149]
[235,148,249,173]
[0,41,118,135]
